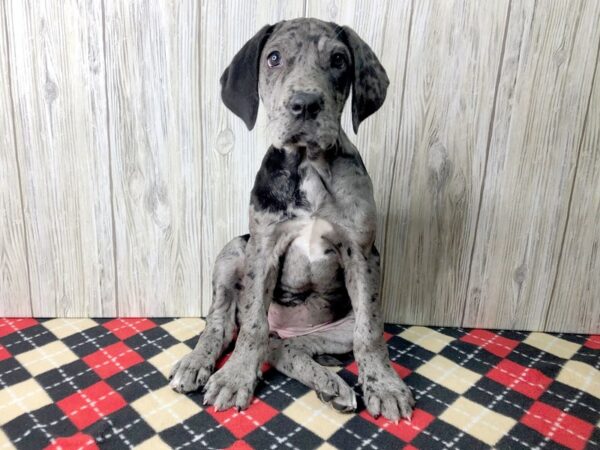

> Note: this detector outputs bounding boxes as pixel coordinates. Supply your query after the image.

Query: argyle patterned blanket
[0,318,598,450]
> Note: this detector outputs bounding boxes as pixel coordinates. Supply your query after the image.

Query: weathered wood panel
[1,0,598,332]
[5,0,115,316]
[305,0,414,319]
[104,0,203,316]
[380,0,510,325]
[0,2,31,316]
[545,53,600,334]
[199,0,304,315]
[463,0,600,330]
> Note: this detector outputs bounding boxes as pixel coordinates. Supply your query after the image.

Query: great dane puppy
[170,18,414,421]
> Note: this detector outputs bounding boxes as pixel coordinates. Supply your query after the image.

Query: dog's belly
[268,218,351,337]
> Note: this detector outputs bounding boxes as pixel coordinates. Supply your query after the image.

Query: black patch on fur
[273,286,311,306]
[314,354,343,366]
[241,234,250,242]
[250,146,309,213]
[323,141,341,164]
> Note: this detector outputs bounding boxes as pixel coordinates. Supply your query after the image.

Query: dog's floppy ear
[340,26,389,133]
[220,24,275,130]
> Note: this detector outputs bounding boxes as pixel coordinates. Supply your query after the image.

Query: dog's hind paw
[316,386,357,413]
[169,351,214,393]
[315,372,357,413]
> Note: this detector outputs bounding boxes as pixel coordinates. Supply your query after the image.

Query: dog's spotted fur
[170,18,414,421]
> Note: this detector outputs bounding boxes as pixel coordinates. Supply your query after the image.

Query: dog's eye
[331,53,346,69]
[267,51,282,67]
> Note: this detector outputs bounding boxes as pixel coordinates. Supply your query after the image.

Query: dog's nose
[288,92,323,120]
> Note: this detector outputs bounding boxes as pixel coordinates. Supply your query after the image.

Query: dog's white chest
[290,217,336,262]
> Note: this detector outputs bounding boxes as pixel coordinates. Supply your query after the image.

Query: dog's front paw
[361,367,415,422]
[203,358,260,411]
[169,350,214,393]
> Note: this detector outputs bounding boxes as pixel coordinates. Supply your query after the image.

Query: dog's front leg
[203,228,297,411]
[344,245,415,422]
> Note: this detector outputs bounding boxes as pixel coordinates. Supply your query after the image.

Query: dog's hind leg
[169,235,248,393]
[267,318,357,413]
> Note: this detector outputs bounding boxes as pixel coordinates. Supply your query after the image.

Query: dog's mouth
[285,132,340,160]
[284,125,335,149]
[287,132,319,148]
[275,115,339,151]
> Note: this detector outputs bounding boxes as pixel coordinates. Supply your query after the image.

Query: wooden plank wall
[4,0,116,317]
[1,0,598,333]
[0,1,31,316]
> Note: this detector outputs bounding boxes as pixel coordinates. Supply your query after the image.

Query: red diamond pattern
[583,335,600,350]
[83,341,144,378]
[0,318,38,337]
[207,400,278,439]
[486,359,552,399]
[461,329,519,358]
[0,344,10,361]
[57,381,127,429]
[44,432,99,450]
[226,440,255,450]
[361,408,435,442]
[521,401,595,450]
[103,318,156,340]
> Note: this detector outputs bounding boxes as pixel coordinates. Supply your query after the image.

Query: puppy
[170,18,414,422]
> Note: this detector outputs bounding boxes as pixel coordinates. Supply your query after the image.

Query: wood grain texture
[305,0,414,319]
[199,0,304,315]
[463,0,600,330]
[5,0,115,316]
[380,0,510,325]
[0,2,31,316]
[1,0,599,332]
[104,0,203,316]
[545,50,600,334]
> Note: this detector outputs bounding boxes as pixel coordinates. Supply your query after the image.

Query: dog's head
[220,18,389,151]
